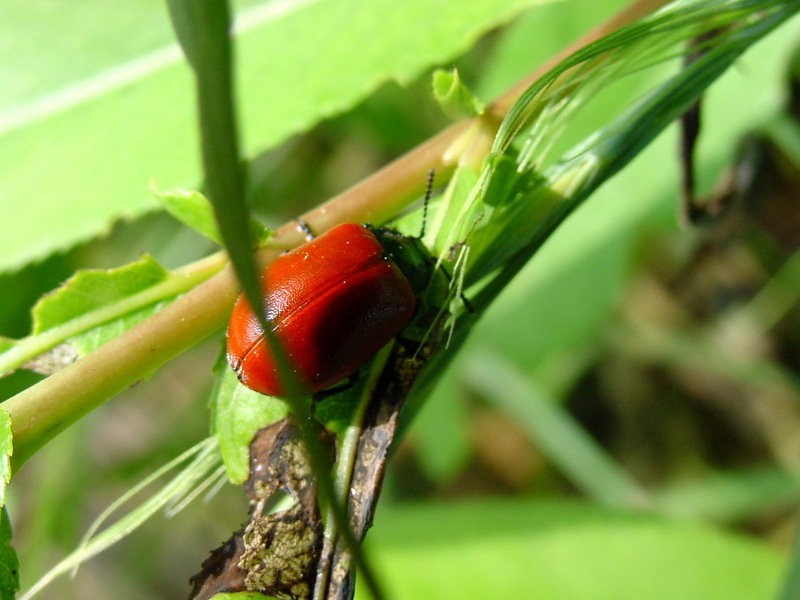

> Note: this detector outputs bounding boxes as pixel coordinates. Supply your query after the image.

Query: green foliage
[411,367,471,482]
[0,254,222,376]
[5,0,800,598]
[0,0,547,274]
[432,68,485,119]
[0,411,14,600]
[779,529,800,600]
[0,509,19,600]
[463,350,647,507]
[27,256,180,359]
[210,361,289,485]
[152,185,270,246]
[358,499,783,600]
[458,0,799,290]
[21,438,221,599]
[0,411,11,509]
[314,381,374,436]
[31,255,167,335]
[166,0,314,416]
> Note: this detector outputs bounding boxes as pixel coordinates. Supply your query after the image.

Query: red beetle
[226,222,433,398]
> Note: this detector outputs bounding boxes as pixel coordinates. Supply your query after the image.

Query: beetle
[226,222,435,398]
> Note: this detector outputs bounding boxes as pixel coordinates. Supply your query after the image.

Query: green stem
[315,355,388,600]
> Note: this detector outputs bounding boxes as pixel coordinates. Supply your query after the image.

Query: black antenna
[419,168,435,239]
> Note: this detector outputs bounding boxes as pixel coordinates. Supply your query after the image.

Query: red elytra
[226,223,417,397]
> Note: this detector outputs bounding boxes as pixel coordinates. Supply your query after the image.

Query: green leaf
[411,367,470,482]
[211,360,289,484]
[432,67,485,119]
[429,162,481,256]
[70,299,172,357]
[0,0,546,273]
[28,255,174,360]
[357,499,783,600]
[0,509,19,600]
[0,254,222,377]
[313,377,378,436]
[0,0,182,112]
[477,208,633,369]
[0,410,11,508]
[477,0,623,100]
[152,184,270,246]
[153,185,222,243]
[32,255,167,335]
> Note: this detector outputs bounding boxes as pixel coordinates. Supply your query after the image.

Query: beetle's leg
[311,372,360,402]
[437,254,475,314]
